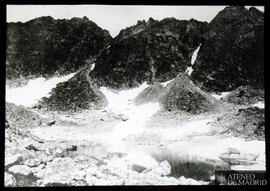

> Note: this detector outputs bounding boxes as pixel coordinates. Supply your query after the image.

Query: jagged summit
[90,17,208,89]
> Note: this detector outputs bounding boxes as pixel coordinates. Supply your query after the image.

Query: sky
[7,5,264,37]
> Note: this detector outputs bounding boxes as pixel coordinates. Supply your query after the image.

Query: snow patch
[252,101,264,109]
[186,44,201,76]
[6,73,75,107]
[211,92,231,100]
[161,79,174,87]
[99,82,150,115]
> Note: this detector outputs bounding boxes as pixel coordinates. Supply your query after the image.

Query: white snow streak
[186,44,201,76]
[6,73,75,107]
[252,101,264,109]
[211,92,231,100]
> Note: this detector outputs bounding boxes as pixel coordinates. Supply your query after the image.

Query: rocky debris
[158,73,217,114]
[143,160,171,176]
[223,85,264,105]
[133,82,164,105]
[5,125,210,186]
[7,16,112,79]
[22,158,42,167]
[5,172,17,187]
[212,106,264,140]
[40,157,87,186]
[40,67,108,111]
[90,18,209,89]
[6,102,44,128]
[191,6,264,92]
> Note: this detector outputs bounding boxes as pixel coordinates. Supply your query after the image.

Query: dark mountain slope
[191,6,264,92]
[89,18,209,89]
[6,16,112,79]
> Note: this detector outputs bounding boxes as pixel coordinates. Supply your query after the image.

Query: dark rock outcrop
[40,65,108,111]
[224,85,264,105]
[133,82,164,105]
[191,6,264,92]
[158,74,217,114]
[90,18,209,89]
[6,16,112,79]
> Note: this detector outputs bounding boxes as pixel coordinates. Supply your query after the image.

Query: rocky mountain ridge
[6,16,112,79]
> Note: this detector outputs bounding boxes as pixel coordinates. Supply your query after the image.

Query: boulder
[8,165,32,176]
[5,154,22,167]
[41,157,87,186]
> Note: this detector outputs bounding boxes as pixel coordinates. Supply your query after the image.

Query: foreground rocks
[5,123,207,186]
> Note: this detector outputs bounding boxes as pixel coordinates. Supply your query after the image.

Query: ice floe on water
[6,73,75,107]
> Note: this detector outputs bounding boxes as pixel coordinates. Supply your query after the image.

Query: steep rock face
[40,65,108,111]
[6,16,112,79]
[90,18,209,89]
[191,6,264,92]
[159,74,217,114]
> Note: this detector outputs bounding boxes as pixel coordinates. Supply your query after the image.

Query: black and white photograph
[4,3,266,187]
